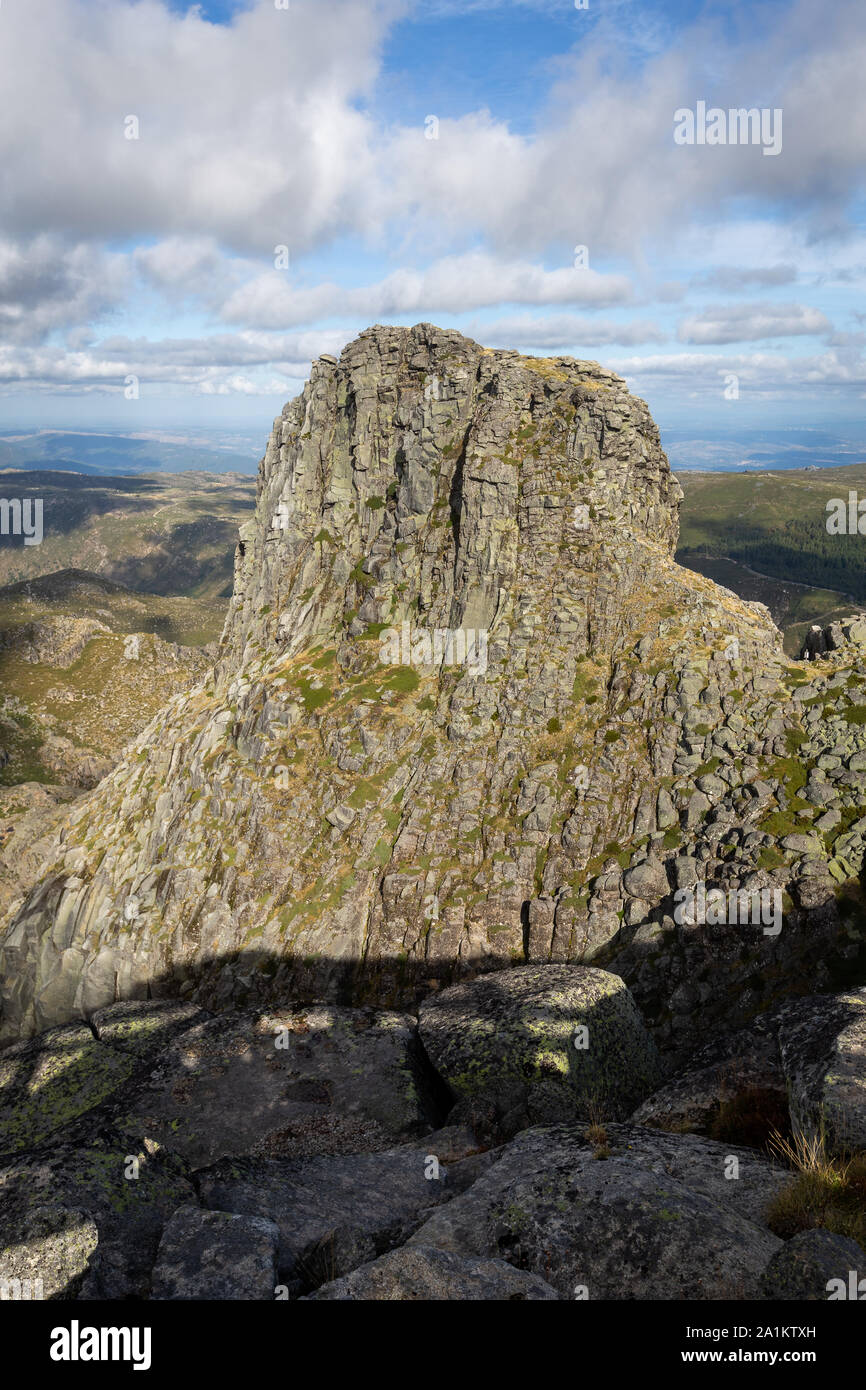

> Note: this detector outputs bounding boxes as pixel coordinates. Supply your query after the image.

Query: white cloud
[695,265,799,291]
[464,312,665,348]
[219,253,635,328]
[1,0,865,405]
[0,0,403,254]
[0,238,129,345]
[3,0,864,263]
[609,347,866,398]
[0,328,350,395]
[678,302,832,344]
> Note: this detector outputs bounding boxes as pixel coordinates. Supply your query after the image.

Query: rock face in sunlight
[2,324,866,1062]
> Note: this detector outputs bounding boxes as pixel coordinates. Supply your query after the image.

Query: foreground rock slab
[0,1024,134,1155]
[197,1147,493,1291]
[0,1202,98,1300]
[306,1245,560,1301]
[408,1123,782,1299]
[151,1204,280,1301]
[0,1115,194,1299]
[90,999,211,1059]
[631,1016,786,1136]
[115,1005,436,1170]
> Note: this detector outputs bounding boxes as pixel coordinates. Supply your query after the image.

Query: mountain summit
[2,325,865,1052]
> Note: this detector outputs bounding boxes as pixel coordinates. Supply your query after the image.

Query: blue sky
[0,0,863,443]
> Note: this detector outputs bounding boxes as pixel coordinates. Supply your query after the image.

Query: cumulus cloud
[3,0,864,261]
[382,0,866,259]
[0,0,402,254]
[0,238,129,345]
[1,0,865,402]
[0,329,350,396]
[609,347,866,399]
[219,253,635,328]
[678,302,832,344]
[464,313,665,348]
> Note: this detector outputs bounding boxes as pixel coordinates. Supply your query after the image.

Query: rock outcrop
[1,324,865,1078]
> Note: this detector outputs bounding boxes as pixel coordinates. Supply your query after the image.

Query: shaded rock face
[111,1005,439,1169]
[631,988,866,1159]
[776,988,866,1153]
[761,1228,866,1301]
[196,1147,491,1293]
[150,1205,280,1302]
[1,323,866,1054]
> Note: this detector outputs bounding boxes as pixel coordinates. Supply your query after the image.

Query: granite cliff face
[2,324,866,1053]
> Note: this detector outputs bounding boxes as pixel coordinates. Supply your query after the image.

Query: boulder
[622,858,670,901]
[761,1228,866,1301]
[776,989,866,1153]
[419,966,664,1136]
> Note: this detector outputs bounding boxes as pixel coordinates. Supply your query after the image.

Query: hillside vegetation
[677,463,866,598]
[0,469,256,599]
[677,464,866,652]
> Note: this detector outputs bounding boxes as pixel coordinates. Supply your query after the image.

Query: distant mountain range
[0,429,260,475]
[2,424,864,478]
[663,426,866,472]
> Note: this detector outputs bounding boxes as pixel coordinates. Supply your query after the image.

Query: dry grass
[765,1128,866,1246]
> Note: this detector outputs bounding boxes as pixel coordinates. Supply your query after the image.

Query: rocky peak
[222,323,681,673]
[2,327,864,1057]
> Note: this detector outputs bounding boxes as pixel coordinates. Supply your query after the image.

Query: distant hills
[3,453,866,658]
[664,426,866,473]
[676,462,866,652]
[3,424,862,478]
[0,429,260,476]
[0,469,256,601]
